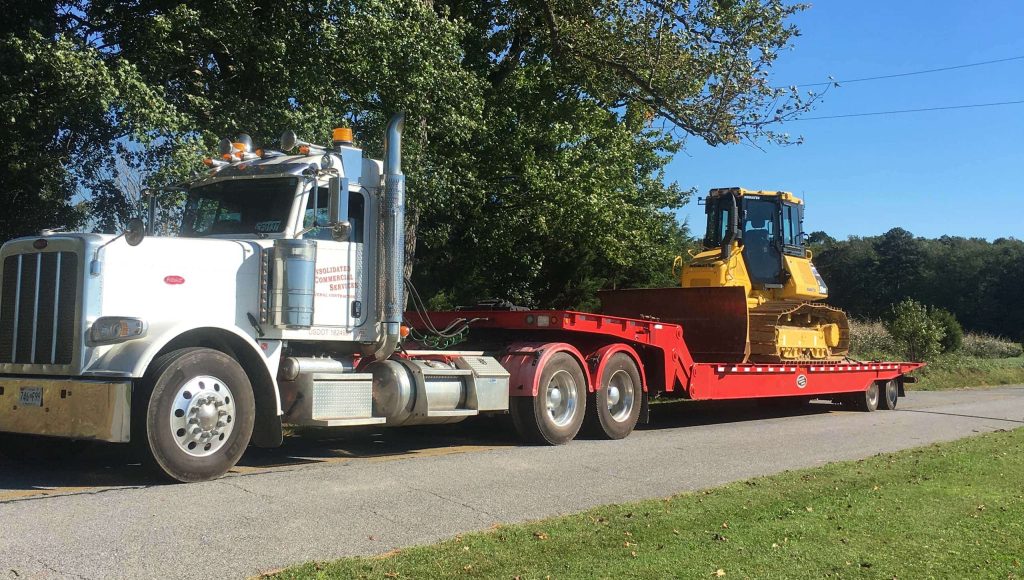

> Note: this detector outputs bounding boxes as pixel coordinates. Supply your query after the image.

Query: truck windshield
[180,178,298,237]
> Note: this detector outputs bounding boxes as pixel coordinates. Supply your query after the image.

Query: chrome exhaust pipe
[374,113,406,361]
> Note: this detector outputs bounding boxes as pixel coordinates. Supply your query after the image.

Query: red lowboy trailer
[406,308,923,444]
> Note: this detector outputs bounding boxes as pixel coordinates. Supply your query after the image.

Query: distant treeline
[808,228,1024,341]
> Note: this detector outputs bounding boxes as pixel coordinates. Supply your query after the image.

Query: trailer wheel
[585,353,642,439]
[879,380,899,410]
[511,352,587,445]
[847,382,880,412]
[134,347,255,482]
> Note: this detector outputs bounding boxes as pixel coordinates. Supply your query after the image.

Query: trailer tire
[511,352,586,445]
[847,382,880,412]
[585,353,642,439]
[879,380,899,410]
[133,347,255,482]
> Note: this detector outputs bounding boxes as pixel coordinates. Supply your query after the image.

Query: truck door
[303,186,368,331]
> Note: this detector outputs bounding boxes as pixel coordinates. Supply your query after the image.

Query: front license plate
[18,387,43,407]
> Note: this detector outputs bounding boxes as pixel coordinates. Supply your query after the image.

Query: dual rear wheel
[511,351,642,445]
[845,380,899,412]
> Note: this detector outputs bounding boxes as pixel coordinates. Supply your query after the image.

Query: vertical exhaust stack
[374,113,406,361]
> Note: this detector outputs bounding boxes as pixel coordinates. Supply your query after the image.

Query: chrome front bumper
[0,378,131,442]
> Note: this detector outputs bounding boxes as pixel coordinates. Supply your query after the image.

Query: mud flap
[599,287,750,363]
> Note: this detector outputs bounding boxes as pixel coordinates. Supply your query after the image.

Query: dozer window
[780,202,805,255]
[704,196,734,248]
[742,198,776,245]
[741,197,783,286]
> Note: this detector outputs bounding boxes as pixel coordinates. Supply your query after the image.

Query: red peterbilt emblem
[164,275,186,285]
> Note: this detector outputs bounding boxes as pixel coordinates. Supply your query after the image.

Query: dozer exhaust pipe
[374,113,406,361]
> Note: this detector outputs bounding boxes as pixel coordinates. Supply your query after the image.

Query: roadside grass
[849,319,1024,391]
[912,355,1024,391]
[270,428,1024,579]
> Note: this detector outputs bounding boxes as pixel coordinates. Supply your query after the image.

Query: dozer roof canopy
[708,187,803,205]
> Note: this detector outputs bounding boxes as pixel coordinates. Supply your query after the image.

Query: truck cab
[0,115,511,481]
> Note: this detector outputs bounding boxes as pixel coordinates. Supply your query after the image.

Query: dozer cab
[599,187,849,363]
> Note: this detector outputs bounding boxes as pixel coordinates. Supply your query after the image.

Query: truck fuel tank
[365,355,510,427]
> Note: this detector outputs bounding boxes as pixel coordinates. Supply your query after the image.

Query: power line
[792,99,1024,121]
[782,55,1024,88]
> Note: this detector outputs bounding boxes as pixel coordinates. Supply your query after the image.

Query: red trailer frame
[407,309,923,401]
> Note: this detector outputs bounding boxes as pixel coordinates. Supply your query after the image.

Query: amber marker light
[400,325,411,338]
[332,127,353,144]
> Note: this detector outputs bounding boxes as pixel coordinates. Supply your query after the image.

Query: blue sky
[667,1,1024,240]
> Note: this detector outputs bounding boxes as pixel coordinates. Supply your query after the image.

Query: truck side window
[302,187,365,243]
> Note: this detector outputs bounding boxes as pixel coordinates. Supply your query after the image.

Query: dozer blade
[598,287,750,363]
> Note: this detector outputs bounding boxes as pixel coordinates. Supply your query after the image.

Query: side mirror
[125,218,146,247]
[327,176,348,226]
[331,221,352,242]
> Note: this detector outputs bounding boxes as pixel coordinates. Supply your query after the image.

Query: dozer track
[748,301,850,363]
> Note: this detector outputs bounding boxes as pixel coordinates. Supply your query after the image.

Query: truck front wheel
[134,347,255,482]
[511,352,587,445]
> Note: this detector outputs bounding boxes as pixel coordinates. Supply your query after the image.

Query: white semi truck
[0,115,515,481]
[0,113,922,483]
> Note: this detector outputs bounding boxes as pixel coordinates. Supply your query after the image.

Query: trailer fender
[501,342,592,397]
[587,343,648,393]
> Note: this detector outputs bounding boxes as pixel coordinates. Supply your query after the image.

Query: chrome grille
[0,252,79,365]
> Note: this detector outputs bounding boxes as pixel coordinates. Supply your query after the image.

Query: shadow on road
[0,398,839,497]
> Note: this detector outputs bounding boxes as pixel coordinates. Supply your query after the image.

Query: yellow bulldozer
[599,187,849,363]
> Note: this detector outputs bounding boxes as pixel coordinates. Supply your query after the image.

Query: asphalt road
[2,387,1023,579]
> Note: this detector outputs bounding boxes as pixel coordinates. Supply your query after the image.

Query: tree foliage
[2,0,812,308]
[885,299,944,363]
[814,230,1024,342]
[928,307,963,354]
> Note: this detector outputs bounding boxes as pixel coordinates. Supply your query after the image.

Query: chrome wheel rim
[606,369,636,422]
[169,375,236,457]
[545,370,579,427]
[886,382,898,406]
[867,386,879,407]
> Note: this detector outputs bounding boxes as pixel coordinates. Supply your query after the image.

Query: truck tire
[847,382,880,412]
[879,379,899,410]
[133,347,255,482]
[511,352,587,445]
[584,353,642,439]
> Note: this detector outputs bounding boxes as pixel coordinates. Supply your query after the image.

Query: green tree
[4,0,813,309]
[928,307,963,354]
[874,228,925,310]
[886,298,944,362]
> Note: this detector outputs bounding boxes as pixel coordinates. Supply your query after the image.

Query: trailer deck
[408,308,924,401]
